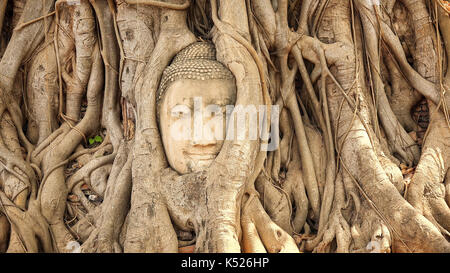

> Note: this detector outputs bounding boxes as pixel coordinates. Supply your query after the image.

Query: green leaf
[89,138,95,145]
[94,135,103,143]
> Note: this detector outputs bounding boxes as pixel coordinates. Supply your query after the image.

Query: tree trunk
[0,0,449,253]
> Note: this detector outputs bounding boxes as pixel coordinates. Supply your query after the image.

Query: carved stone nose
[192,136,217,146]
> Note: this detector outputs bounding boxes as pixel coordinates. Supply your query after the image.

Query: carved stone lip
[184,152,217,160]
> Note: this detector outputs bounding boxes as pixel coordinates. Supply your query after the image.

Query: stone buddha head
[157,42,237,174]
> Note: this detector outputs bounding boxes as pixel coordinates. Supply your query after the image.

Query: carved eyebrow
[173,103,193,110]
[175,98,194,109]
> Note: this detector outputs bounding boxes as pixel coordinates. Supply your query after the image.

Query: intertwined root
[407,107,450,238]
[241,194,299,253]
[1,0,450,253]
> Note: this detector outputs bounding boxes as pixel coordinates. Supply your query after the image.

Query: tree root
[241,193,299,253]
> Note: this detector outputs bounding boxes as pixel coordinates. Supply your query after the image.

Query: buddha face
[159,78,236,174]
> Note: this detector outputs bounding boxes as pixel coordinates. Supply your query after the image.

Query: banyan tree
[0,0,449,253]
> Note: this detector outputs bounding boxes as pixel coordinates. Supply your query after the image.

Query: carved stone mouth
[184,152,217,160]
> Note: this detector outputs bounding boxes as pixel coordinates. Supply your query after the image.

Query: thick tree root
[1,0,450,254]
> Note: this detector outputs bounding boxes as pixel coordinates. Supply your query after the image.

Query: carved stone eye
[171,105,191,117]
